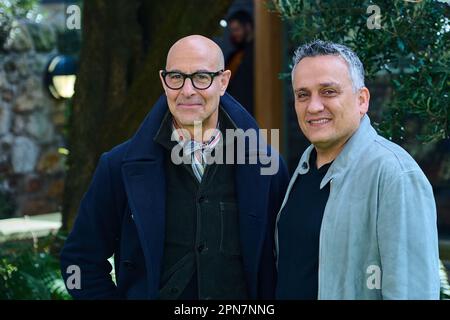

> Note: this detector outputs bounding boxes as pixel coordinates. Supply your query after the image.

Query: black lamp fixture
[45,55,77,99]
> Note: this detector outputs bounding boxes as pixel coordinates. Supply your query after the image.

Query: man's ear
[220,70,232,96]
[358,87,370,116]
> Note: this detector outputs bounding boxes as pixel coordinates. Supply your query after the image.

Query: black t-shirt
[276,149,332,300]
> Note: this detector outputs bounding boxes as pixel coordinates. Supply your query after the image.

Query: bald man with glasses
[61,35,289,300]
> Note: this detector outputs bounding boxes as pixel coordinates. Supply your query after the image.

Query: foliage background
[0,0,41,50]
[0,233,70,300]
[272,0,449,143]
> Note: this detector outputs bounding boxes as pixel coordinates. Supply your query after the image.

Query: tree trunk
[62,1,233,231]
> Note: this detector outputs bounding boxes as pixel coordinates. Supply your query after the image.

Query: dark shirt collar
[309,148,333,175]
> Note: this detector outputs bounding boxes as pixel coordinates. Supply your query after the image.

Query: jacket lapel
[122,161,165,299]
[121,95,168,299]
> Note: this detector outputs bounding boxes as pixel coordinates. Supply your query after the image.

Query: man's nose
[180,77,196,96]
[307,94,325,113]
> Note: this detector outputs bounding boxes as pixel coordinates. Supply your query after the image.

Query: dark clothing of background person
[226,41,254,115]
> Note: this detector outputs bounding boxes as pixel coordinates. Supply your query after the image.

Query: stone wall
[0,20,66,218]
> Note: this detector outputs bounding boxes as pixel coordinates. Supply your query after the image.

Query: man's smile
[306,117,332,127]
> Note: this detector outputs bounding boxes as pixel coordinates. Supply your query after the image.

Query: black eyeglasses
[161,70,224,90]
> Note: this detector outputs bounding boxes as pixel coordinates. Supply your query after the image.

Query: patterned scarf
[172,120,222,182]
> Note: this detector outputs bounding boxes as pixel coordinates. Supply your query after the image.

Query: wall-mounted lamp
[45,55,77,99]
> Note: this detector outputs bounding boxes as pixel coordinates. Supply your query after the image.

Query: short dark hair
[227,10,253,27]
[292,39,365,91]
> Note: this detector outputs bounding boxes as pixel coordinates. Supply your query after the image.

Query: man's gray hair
[292,40,365,91]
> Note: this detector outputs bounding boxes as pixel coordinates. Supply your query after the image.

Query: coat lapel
[121,95,168,299]
[122,161,165,299]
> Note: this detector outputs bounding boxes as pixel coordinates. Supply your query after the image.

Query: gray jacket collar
[295,114,378,189]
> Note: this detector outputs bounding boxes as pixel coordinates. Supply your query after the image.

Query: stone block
[37,150,64,174]
[12,114,26,135]
[0,69,6,88]
[13,93,37,112]
[25,112,54,142]
[20,198,53,216]
[2,87,14,103]
[0,105,12,135]
[46,178,64,199]
[25,175,43,193]
[11,136,39,174]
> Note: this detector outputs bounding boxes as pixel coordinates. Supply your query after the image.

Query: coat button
[197,243,207,253]
[170,287,179,294]
[198,196,206,203]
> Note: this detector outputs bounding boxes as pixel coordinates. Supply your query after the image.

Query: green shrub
[0,232,70,300]
[0,0,39,50]
[440,260,450,300]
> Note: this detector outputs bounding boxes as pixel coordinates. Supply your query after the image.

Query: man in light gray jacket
[275,40,440,300]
